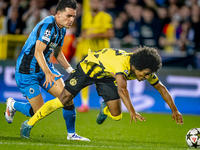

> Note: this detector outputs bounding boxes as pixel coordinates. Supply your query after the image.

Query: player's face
[57,8,76,28]
[90,0,99,11]
[132,66,151,81]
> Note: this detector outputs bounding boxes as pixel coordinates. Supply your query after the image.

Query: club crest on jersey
[29,88,35,94]
[70,78,77,86]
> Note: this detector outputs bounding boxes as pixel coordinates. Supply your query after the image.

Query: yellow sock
[81,86,89,105]
[27,97,64,126]
[103,106,122,121]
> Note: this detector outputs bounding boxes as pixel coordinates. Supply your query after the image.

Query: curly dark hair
[130,46,162,72]
[56,0,77,13]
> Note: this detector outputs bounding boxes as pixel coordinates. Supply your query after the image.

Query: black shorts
[64,64,120,102]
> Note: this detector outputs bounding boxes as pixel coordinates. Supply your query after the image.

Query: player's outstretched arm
[35,40,61,88]
[153,81,183,124]
[55,46,74,74]
[115,74,146,123]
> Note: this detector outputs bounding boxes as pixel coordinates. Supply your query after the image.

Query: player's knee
[58,89,74,105]
[111,113,122,121]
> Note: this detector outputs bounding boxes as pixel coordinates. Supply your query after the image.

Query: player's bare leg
[27,94,44,113]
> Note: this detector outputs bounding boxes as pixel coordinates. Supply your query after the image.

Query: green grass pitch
[0,103,199,150]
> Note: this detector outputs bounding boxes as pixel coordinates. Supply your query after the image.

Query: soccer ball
[186,128,200,148]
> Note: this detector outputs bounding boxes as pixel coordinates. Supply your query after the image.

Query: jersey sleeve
[37,23,55,45]
[115,66,129,77]
[112,59,129,78]
[147,73,159,86]
[110,51,130,78]
[103,13,113,29]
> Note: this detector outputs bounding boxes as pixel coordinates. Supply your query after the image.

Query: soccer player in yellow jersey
[20,46,183,138]
[76,0,115,112]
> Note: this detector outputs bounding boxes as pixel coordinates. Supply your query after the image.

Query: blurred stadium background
[0,0,200,115]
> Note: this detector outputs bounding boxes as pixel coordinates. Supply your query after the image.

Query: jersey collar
[53,16,62,30]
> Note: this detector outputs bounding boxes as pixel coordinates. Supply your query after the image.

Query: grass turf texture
[0,103,199,150]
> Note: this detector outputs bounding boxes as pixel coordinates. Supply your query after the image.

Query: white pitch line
[0,141,186,149]
[0,141,134,149]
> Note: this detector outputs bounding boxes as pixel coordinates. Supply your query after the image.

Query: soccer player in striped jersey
[4,0,89,141]
[20,46,183,138]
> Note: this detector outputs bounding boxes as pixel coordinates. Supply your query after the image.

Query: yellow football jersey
[76,11,113,61]
[82,11,113,34]
[79,48,159,85]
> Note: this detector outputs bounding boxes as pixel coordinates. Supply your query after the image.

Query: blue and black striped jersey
[16,15,66,74]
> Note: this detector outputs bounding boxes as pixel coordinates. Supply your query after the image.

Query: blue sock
[63,108,76,134]
[14,101,32,117]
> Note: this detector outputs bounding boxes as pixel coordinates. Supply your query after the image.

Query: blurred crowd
[0,0,200,57]
[0,0,58,35]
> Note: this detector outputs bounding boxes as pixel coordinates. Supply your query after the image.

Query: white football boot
[67,133,90,141]
[4,97,16,124]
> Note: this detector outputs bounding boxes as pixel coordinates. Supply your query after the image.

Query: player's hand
[172,111,183,125]
[43,73,61,88]
[130,112,146,123]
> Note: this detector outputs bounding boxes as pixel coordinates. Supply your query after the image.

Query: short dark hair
[130,46,162,72]
[56,0,77,13]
